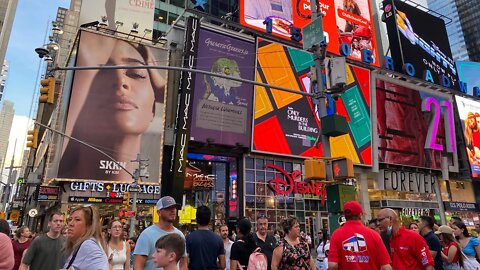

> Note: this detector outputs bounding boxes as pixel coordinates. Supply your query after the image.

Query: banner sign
[68,196,157,204]
[376,169,437,194]
[68,181,161,194]
[382,0,457,89]
[240,0,379,66]
[376,79,456,169]
[443,202,478,212]
[454,95,480,178]
[36,186,60,201]
[189,28,255,147]
[59,30,168,183]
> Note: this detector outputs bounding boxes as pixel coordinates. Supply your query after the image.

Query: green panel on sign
[287,47,314,72]
[341,86,371,148]
[326,184,356,213]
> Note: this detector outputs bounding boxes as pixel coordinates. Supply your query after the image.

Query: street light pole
[129,154,148,238]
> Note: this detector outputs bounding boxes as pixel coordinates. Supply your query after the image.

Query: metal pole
[129,153,140,238]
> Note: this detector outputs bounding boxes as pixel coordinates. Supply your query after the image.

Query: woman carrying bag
[452,221,480,270]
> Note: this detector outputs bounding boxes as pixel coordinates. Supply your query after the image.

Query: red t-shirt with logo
[328,220,391,269]
[390,227,434,269]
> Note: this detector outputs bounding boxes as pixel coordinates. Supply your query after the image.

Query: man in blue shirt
[418,216,443,270]
[134,196,187,270]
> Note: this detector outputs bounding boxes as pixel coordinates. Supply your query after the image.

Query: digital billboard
[240,0,379,66]
[455,95,480,178]
[58,30,168,183]
[382,0,457,89]
[252,39,372,165]
[376,78,456,169]
[79,0,155,39]
[189,28,255,147]
[456,61,480,97]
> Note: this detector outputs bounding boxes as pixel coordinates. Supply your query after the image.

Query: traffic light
[332,157,354,179]
[304,158,326,180]
[123,192,130,206]
[26,129,39,149]
[39,77,55,104]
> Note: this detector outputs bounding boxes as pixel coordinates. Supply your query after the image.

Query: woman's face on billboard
[90,40,155,134]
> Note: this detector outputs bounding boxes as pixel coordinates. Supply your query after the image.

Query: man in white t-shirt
[220,224,233,270]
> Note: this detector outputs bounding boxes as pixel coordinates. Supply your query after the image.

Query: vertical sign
[169,17,200,202]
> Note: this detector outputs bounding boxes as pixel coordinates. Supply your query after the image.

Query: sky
[3,0,70,117]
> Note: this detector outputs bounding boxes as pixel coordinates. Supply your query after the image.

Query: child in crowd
[152,234,185,270]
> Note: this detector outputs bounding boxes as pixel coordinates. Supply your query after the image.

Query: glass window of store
[244,155,327,233]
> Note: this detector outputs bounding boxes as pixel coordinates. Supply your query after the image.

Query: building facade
[0,0,17,69]
[455,0,480,61]
[0,100,13,173]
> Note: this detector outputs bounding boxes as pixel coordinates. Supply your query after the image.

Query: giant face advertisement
[375,78,456,169]
[455,95,480,178]
[58,30,168,183]
[240,0,379,66]
[189,28,255,147]
[253,39,372,164]
[382,0,457,89]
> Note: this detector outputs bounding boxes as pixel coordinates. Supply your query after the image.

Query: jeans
[316,259,324,270]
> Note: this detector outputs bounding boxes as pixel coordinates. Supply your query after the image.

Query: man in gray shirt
[20,211,65,270]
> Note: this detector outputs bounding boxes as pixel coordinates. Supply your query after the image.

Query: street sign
[129,184,141,193]
[302,16,324,50]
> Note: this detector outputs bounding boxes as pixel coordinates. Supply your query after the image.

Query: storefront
[439,179,479,227]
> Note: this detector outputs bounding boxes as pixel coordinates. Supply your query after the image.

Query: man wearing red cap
[328,201,392,270]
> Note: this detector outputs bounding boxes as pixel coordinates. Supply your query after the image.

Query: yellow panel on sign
[345,65,355,85]
[0,212,5,219]
[257,43,302,109]
[9,210,19,222]
[254,71,274,119]
[330,134,360,163]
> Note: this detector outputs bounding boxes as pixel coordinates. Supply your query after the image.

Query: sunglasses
[67,205,94,222]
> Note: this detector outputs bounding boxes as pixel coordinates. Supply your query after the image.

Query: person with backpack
[253,215,277,270]
[271,216,316,270]
[230,218,267,270]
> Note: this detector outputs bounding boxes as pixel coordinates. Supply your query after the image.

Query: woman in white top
[107,220,131,270]
[316,229,329,270]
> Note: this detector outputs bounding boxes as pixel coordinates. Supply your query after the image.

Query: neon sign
[266,164,326,204]
[421,97,455,152]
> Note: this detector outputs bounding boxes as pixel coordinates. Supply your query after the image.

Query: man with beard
[134,196,187,270]
[220,225,233,270]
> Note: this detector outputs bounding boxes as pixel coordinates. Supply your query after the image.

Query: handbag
[460,249,480,270]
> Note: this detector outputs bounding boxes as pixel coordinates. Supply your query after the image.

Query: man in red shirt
[377,208,434,270]
[328,201,392,270]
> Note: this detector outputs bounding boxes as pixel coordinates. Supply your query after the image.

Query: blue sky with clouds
[3,0,69,117]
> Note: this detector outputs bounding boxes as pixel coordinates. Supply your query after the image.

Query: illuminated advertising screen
[455,95,480,178]
[189,28,255,147]
[376,78,456,169]
[240,0,379,66]
[382,0,457,88]
[252,39,372,165]
[58,30,168,183]
[456,61,480,97]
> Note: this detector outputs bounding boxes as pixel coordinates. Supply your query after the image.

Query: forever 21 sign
[376,169,437,193]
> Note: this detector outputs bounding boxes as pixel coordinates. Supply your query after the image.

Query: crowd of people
[0,197,479,270]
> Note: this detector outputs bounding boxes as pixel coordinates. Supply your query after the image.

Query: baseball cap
[156,196,180,210]
[435,225,454,235]
[343,201,364,217]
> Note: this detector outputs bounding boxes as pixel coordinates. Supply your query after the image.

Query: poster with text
[455,95,480,178]
[189,29,255,147]
[58,30,167,183]
[239,0,379,66]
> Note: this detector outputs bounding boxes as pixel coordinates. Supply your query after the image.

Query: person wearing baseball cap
[133,196,186,270]
[328,201,392,270]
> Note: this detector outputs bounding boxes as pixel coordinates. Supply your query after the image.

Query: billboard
[456,61,480,97]
[240,0,379,66]
[376,78,456,169]
[189,28,255,147]
[79,0,155,39]
[252,39,372,165]
[382,0,457,88]
[58,30,168,183]
[455,95,480,178]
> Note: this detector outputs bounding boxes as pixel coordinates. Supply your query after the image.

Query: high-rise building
[0,0,18,69]
[455,0,480,61]
[427,0,469,61]
[0,60,8,102]
[0,100,14,172]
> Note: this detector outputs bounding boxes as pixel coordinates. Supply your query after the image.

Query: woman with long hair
[230,218,257,269]
[63,205,108,270]
[271,216,316,270]
[436,225,463,270]
[316,229,329,270]
[12,226,31,270]
[107,220,130,270]
[343,0,361,32]
[452,220,480,270]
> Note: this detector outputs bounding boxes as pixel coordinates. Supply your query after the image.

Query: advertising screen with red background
[240,0,379,66]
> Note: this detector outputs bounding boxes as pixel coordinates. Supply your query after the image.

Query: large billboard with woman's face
[455,95,480,178]
[58,30,168,183]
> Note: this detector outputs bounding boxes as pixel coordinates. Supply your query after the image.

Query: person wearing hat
[133,196,187,270]
[377,208,434,270]
[435,225,463,270]
[328,201,392,270]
